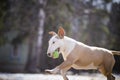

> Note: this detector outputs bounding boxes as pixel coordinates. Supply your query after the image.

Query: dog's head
[47,27,65,58]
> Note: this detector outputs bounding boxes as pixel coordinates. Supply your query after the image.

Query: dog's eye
[53,41,55,44]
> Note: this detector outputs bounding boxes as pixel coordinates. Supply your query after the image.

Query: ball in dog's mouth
[53,48,60,59]
[53,51,59,59]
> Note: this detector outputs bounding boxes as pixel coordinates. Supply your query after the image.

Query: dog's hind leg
[107,74,115,80]
[98,66,114,80]
[99,65,115,80]
[61,70,68,80]
[98,57,115,80]
[106,57,115,80]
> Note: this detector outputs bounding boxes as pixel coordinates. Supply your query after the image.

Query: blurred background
[0,0,120,75]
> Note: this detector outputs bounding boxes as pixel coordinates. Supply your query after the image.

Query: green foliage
[0,36,6,45]
[101,26,110,35]
[47,0,58,6]
[104,0,112,3]
[0,0,9,46]
[65,2,74,12]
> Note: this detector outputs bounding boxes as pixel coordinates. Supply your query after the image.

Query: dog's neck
[60,36,76,60]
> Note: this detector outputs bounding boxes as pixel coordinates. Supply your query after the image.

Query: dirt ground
[0,73,119,80]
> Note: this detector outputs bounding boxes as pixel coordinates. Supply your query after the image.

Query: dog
[45,27,120,80]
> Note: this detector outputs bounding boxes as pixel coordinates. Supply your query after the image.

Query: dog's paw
[45,69,53,74]
[45,68,60,74]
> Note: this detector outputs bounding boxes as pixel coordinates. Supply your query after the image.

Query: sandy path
[0,73,119,80]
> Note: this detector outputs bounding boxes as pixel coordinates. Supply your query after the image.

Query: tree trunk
[25,0,47,73]
[36,0,47,72]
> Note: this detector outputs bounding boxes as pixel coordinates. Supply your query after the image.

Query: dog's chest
[72,63,97,70]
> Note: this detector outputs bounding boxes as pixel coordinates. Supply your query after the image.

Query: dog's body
[62,36,114,70]
[46,27,120,80]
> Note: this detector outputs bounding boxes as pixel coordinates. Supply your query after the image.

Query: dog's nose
[47,53,51,57]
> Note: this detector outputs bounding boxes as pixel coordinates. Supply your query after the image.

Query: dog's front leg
[45,53,78,75]
[60,66,71,80]
[57,60,73,70]
[57,53,78,70]
[45,60,73,74]
[46,55,77,74]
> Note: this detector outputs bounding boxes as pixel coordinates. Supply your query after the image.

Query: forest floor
[0,73,119,80]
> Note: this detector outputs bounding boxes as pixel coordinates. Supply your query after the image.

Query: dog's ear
[49,31,57,36]
[58,26,65,39]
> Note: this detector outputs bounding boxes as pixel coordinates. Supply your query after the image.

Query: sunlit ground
[0,73,119,80]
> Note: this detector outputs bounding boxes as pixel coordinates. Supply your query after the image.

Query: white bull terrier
[45,27,120,80]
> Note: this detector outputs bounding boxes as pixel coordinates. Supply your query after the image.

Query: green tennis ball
[53,51,59,59]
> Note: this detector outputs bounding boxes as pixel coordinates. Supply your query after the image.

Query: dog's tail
[111,51,120,55]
